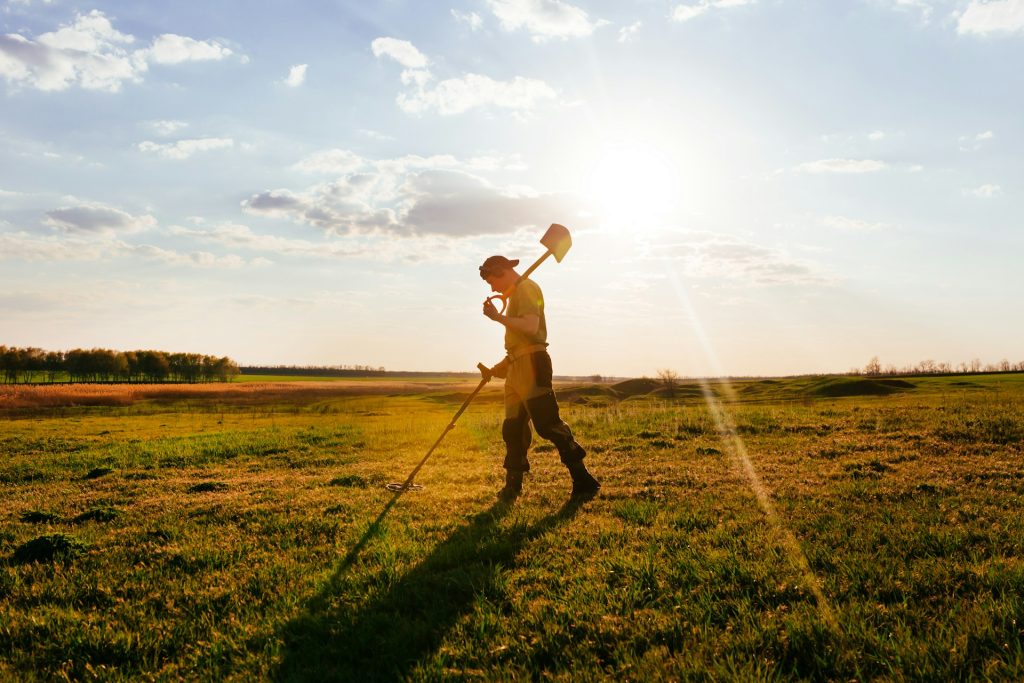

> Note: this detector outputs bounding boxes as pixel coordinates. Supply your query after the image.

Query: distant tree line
[0,346,240,384]
[854,356,1024,377]
[242,364,387,377]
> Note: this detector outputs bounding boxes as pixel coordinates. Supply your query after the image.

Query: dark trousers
[502,351,585,472]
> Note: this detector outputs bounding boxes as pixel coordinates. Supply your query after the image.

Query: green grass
[1,375,1023,680]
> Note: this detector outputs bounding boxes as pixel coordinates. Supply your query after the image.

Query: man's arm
[482,300,540,336]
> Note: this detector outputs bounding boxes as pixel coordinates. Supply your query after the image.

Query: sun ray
[666,268,838,630]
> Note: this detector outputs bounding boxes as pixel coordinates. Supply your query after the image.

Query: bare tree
[657,368,679,398]
[864,356,882,376]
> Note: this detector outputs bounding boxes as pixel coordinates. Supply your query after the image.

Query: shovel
[486,223,572,314]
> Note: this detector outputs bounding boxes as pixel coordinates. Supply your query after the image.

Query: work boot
[568,461,600,499]
[498,469,523,502]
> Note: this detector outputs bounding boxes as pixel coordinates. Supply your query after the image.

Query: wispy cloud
[138,137,234,160]
[957,0,1024,35]
[880,0,934,22]
[451,9,484,30]
[43,201,156,237]
[958,130,994,151]
[0,10,234,93]
[371,37,429,69]
[0,229,263,268]
[964,183,1002,198]
[646,232,830,286]
[671,0,756,23]
[140,33,232,65]
[618,21,643,43]
[795,158,888,174]
[145,119,188,136]
[484,0,607,41]
[821,215,893,231]
[283,63,307,87]
[372,36,556,116]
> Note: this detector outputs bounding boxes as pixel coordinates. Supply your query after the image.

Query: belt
[507,343,548,361]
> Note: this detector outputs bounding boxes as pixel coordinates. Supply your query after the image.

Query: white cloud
[169,222,369,259]
[452,9,484,30]
[957,0,1024,34]
[0,228,264,267]
[290,149,366,174]
[795,158,888,174]
[618,21,643,42]
[0,10,234,93]
[397,72,556,116]
[485,0,605,40]
[649,232,829,286]
[141,33,232,65]
[138,137,234,160]
[43,201,156,237]
[868,130,886,140]
[146,119,188,136]
[283,63,307,87]
[964,183,1002,198]
[243,150,577,238]
[372,37,556,117]
[131,244,261,268]
[671,0,755,23]
[881,0,934,21]
[357,129,395,141]
[371,37,429,69]
[821,215,892,231]
[958,129,994,151]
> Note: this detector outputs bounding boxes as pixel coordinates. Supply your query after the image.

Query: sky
[1,0,1022,377]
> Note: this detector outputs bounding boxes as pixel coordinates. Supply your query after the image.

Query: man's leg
[499,380,531,500]
[522,352,600,497]
[525,391,585,466]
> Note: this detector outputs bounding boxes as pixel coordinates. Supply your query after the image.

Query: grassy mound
[610,378,661,397]
[13,534,87,564]
[808,377,915,398]
[187,482,229,493]
[20,510,60,524]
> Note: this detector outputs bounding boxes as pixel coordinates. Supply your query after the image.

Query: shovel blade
[541,223,572,262]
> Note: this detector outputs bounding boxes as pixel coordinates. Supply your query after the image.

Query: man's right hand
[490,357,509,379]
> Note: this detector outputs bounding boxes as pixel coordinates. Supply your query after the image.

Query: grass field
[2,374,1023,680]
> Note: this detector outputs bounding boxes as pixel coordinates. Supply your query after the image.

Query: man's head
[479,255,520,292]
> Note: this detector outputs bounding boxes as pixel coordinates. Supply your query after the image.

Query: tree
[864,356,882,376]
[657,368,679,398]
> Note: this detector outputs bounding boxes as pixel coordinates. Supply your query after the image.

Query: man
[479,254,600,501]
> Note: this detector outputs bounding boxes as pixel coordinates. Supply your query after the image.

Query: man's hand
[489,357,509,379]
[483,298,503,321]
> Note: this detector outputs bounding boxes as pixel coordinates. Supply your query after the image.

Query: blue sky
[1,0,1021,376]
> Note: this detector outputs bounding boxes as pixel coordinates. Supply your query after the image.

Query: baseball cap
[479,255,519,278]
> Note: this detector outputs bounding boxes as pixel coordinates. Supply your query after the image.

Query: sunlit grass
[1,375,1022,679]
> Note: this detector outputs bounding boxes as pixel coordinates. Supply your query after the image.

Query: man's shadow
[274,496,586,682]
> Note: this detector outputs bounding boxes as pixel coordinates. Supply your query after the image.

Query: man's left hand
[483,299,502,321]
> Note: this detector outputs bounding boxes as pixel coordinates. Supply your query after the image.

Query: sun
[585,141,678,233]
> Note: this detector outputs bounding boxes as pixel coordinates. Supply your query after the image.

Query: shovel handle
[484,294,508,315]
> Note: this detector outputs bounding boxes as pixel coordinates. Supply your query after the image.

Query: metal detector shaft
[386,363,492,492]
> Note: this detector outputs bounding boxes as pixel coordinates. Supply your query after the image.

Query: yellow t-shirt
[505,278,548,352]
